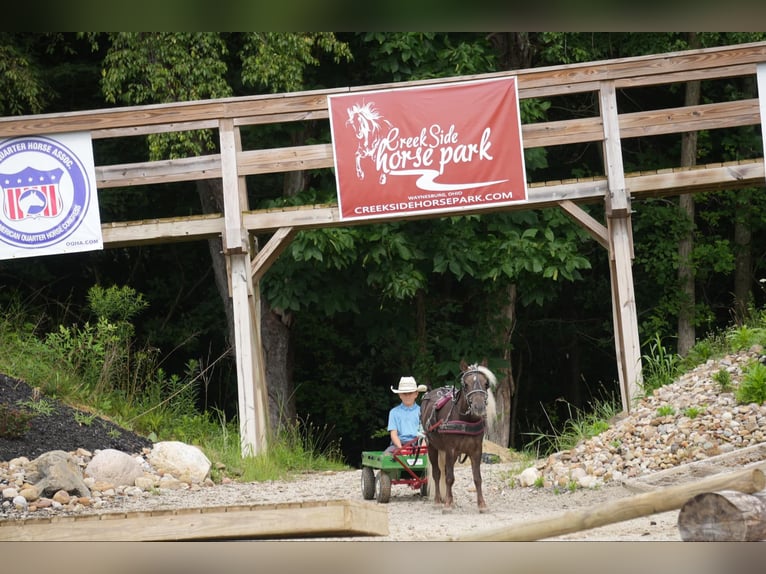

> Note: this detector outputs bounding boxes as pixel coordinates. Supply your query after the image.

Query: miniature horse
[420,360,497,513]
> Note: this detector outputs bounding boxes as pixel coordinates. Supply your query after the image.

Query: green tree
[94,32,352,432]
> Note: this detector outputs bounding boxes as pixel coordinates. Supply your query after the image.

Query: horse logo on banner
[2,167,64,221]
[328,77,528,221]
[346,102,392,184]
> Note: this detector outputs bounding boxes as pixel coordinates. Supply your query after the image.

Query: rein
[424,368,489,436]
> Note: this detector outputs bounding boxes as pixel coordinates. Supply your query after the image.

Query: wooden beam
[600,81,642,411]
[521,99,761,149]
[1,42,764,140]
[678,490,766,541]
[219,119,268,457]
[251,227,298,283]
[558,200,608,249]
[97,159,764,248]
[607,215,642,412]
[600,82,629,216]
[0,499,388,541]
[452,467,766,541]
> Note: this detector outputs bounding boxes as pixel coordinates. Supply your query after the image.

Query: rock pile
[523,346,766,489]
[1,441,212,519]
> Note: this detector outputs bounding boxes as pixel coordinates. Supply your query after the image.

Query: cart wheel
[375,471,392,503]
[361,466,375,500]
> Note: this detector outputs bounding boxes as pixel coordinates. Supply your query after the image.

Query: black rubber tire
[361,466,375,500]
[375,471,392,503]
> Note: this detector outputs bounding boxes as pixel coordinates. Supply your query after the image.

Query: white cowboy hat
[391,376,427,394]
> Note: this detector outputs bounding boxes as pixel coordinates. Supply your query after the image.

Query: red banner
[328,77,527,221]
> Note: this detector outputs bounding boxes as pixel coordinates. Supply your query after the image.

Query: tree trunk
[196,179,235,350]
[733,190,753,325]
[488,284,516,448]
[677,33,700,357]
[197,177,295,435]
[260,295,295,430]
[488,32,535,71]
[678,489,766,541]
[259,138,310,432]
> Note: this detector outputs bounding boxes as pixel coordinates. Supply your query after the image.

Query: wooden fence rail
[1,41,764,455]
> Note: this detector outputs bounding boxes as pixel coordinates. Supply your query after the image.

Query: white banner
[0,131,102,259]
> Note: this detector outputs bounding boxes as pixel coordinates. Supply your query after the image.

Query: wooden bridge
[1,41,765,455]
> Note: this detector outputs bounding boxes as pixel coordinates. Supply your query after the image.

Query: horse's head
[459,360,498,420]
[346,102,383,148]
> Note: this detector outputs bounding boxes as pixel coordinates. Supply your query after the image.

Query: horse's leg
[428,445,443,505]
[355,151,364,179]
[442,450,457,512]
[470,449,488,512]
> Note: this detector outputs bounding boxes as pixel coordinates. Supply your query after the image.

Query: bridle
[458,367,489,416]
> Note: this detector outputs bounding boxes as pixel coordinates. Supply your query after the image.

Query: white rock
[148,441,211,484]
[85,449,145,486]
[518,466,541,487]
[2,487,18,499]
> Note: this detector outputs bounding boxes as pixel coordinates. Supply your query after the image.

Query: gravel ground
[3,347,766,541]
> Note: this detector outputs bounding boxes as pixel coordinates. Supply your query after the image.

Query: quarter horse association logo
[0,136,92,250]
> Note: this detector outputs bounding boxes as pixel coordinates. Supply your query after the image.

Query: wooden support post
[559,200,609,249]
[250,227,298,283]
[453,467,765,541]
[600,81,643,411]
[219,118,269,457]
[678,489,766,541]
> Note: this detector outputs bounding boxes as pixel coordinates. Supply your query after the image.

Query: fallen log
[452,467,765,541]
[678,489,766,541]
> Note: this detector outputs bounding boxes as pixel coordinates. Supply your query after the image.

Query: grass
[0,290,347,483]
[524,394,621,457]
[521,302,766,463]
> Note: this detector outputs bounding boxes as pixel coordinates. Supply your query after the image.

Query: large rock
[84,449,145,486]
[24,450,91,498]
[147,441,211,484]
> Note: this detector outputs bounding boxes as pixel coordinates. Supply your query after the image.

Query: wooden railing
[2,40,764,454]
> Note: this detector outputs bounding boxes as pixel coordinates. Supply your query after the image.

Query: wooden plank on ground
[452,467,765,541]
[0,499,388,541]
[623,443,766,492]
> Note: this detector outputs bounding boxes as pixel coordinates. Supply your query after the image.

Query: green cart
[360,442,429,503]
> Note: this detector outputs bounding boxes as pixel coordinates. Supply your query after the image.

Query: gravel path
[3,347,766,541]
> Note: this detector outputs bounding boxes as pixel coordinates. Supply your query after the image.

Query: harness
[423,369,489,436]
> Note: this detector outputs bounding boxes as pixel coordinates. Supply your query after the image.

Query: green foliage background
[1,32,765,464]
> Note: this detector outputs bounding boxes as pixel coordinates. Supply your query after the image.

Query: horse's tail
[486,384,498,435]
[426,452,434,499]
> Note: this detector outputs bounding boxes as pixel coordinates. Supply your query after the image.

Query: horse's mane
[467,363,499,434]
[347,102,385,131]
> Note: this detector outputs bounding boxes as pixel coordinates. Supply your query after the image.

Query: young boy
[385,376,427,453]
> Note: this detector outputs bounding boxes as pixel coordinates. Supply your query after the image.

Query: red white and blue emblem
[3,167,64,220]
[0,134,101,258]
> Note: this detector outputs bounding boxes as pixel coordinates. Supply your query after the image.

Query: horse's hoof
[479,507,489,514]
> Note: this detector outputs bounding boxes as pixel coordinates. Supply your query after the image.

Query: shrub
[656,405,675,417]
[712,368,732,392]
[0,403,35,439]
[736,361,766,405]
[641,334,681,393]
